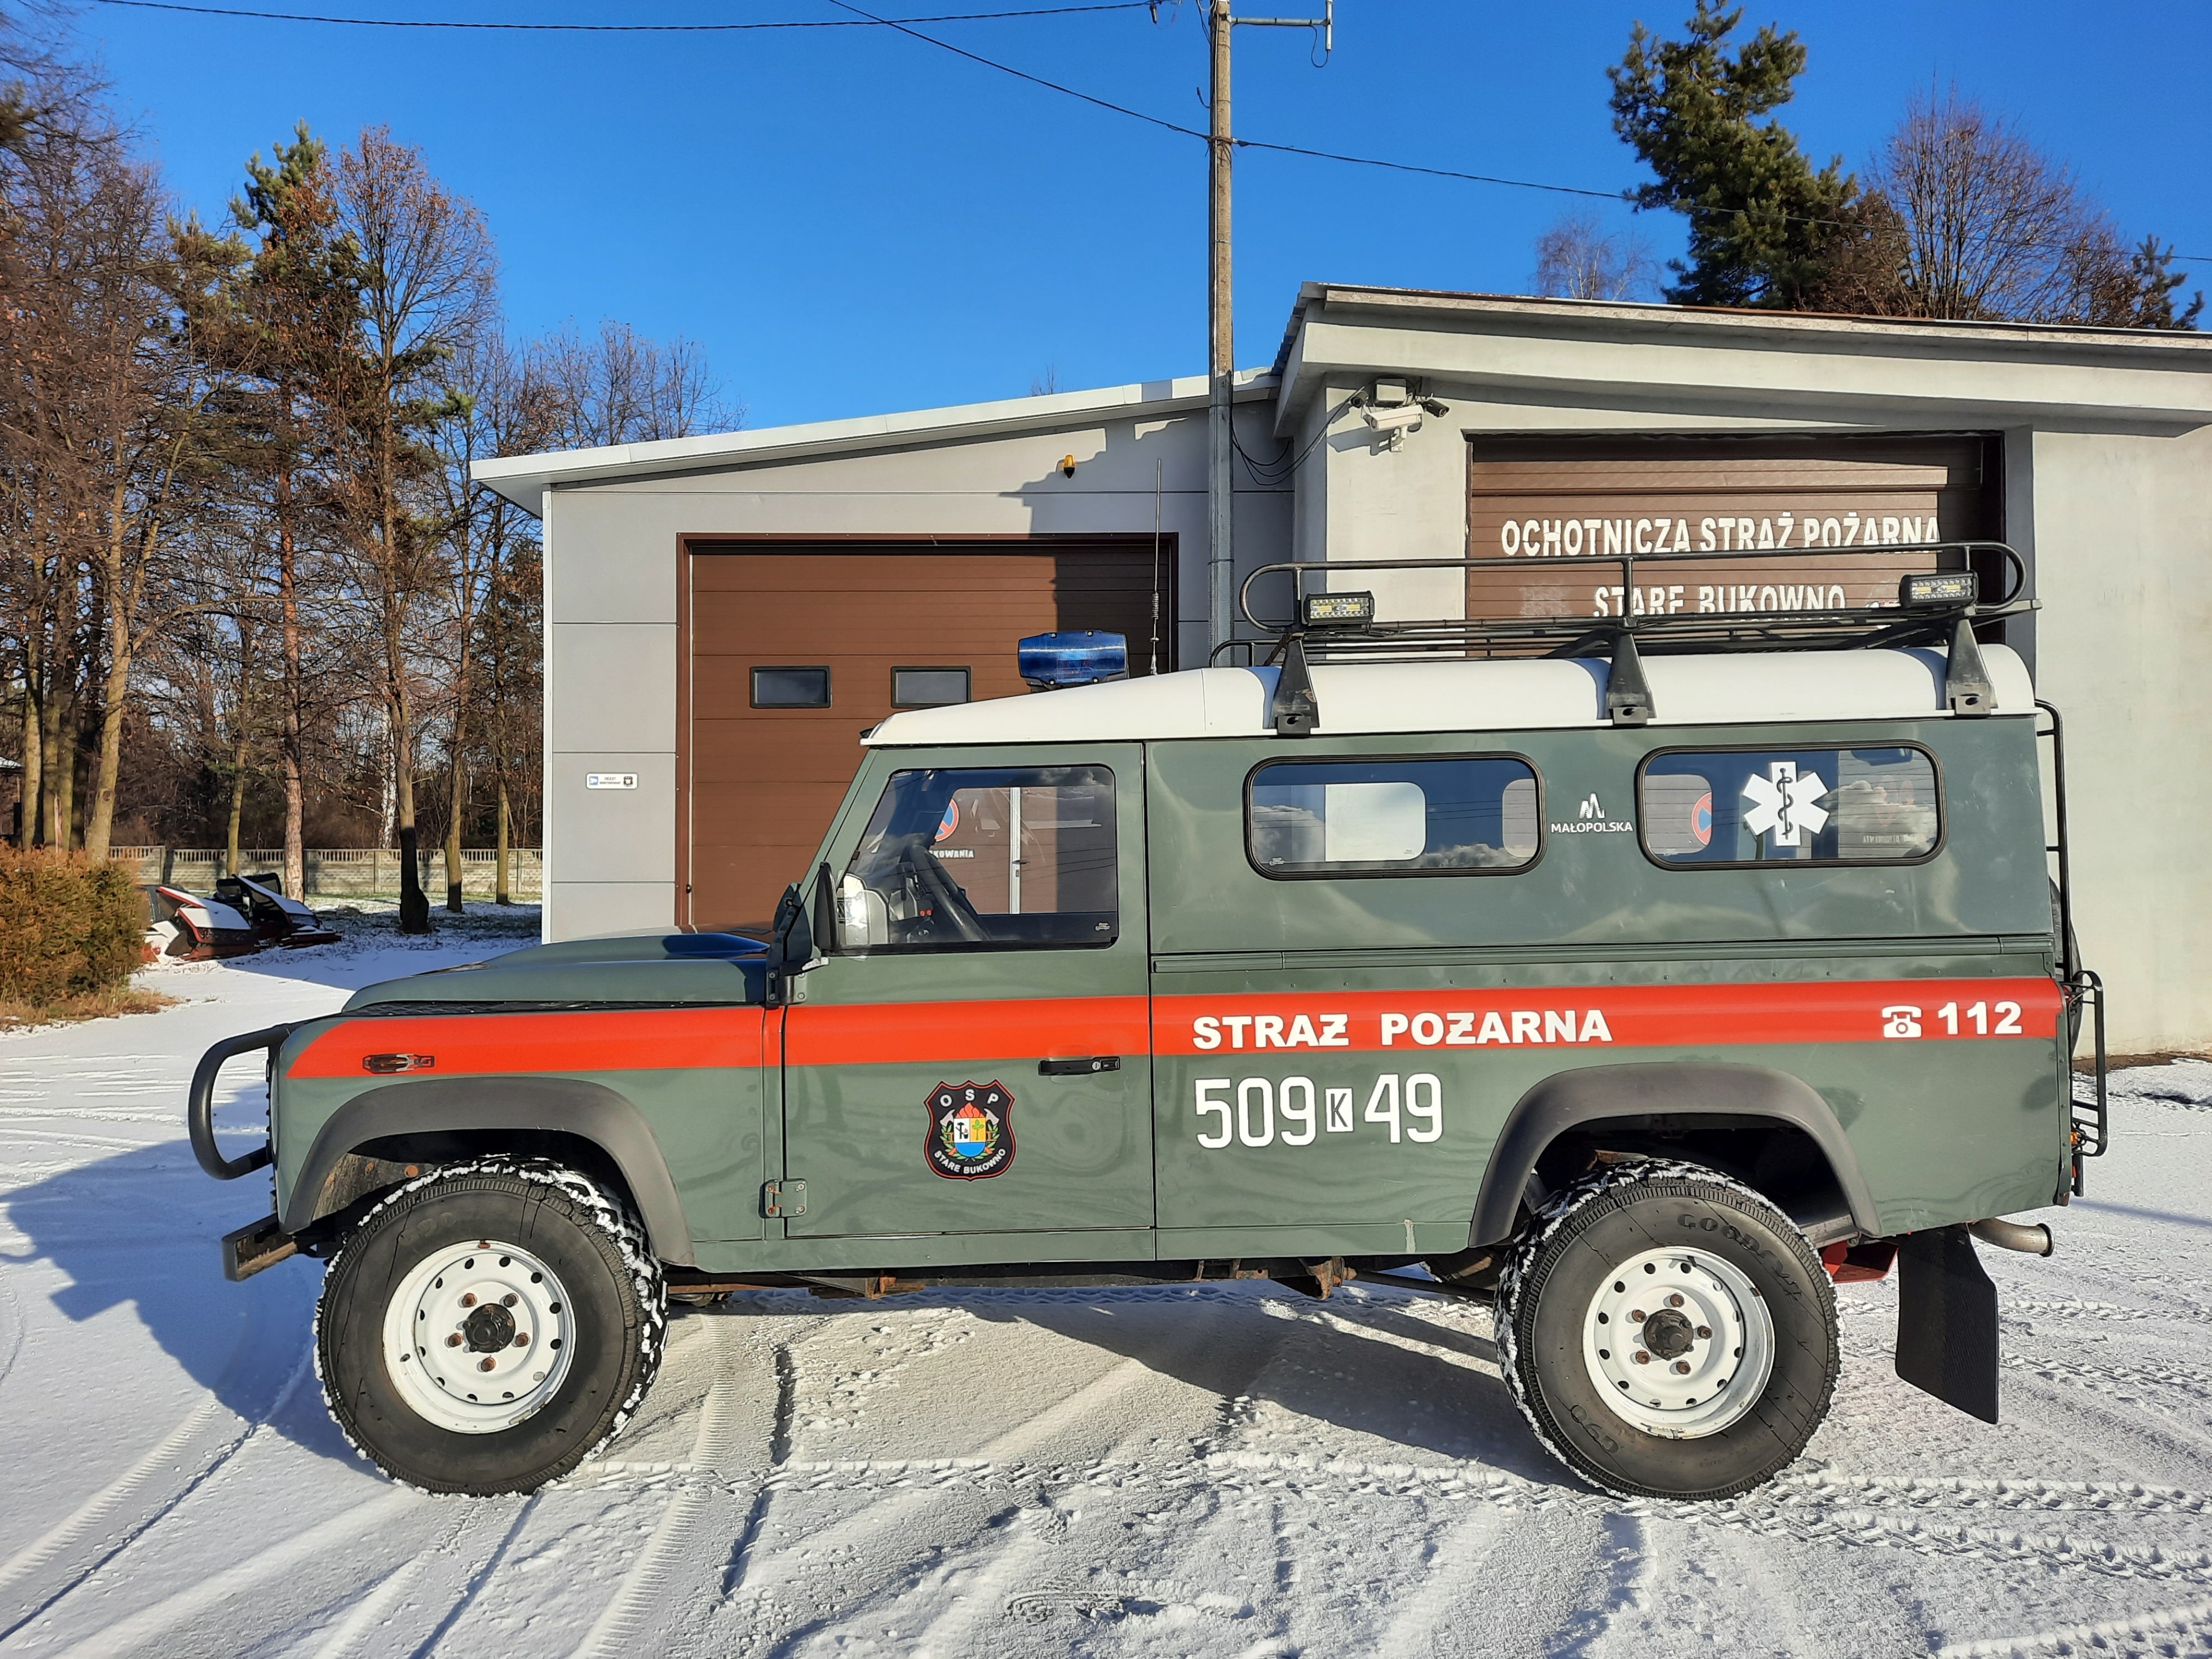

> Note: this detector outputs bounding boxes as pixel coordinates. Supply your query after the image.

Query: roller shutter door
[1467,434,2002,626]
[680,539,1173,933]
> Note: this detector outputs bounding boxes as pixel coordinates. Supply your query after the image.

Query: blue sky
[78,0,2212,430]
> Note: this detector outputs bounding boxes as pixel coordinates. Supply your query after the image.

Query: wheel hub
[1581,1245,1776,1439]
[1640,1306,1695,1359]
[379,1240,577,1434]
[465,1303,517,1352]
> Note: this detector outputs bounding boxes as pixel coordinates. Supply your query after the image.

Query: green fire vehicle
[188,544,2106,1501]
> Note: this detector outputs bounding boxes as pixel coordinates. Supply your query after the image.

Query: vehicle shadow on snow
[4,1146,361,1465]
[715,1283,1577,1490]
[7,1143,1575,1489]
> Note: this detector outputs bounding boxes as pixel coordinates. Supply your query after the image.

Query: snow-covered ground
[4,927,2211,1658]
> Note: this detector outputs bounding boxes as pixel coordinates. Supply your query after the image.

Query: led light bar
[1301,591,1376,627]
[1900,572,1977,607]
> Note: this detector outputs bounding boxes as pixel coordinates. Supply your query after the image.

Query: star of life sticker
[1741,760,1830,848]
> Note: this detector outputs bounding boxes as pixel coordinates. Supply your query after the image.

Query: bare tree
[428,328,560,910]
[1817,87,2202,327]
[330,126,494,932]
[1532,211,1656,301]
[541,317,739,447]
[0,93,239,858]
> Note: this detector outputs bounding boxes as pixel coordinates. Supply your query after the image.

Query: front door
[780,745,1153,1240]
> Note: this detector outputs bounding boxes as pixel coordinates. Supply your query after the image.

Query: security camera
[1361,402,1425,434]
[1361,400,1426,450]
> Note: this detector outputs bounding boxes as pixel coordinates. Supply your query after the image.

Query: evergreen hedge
[0,850,144,1008]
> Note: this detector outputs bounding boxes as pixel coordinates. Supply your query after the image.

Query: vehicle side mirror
[767,881,814,1004]
[814,863,837,955]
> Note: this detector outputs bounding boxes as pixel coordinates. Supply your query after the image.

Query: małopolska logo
[1550,790,1634,836]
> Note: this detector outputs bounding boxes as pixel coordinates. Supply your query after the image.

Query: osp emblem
[925,1081,1016,1179]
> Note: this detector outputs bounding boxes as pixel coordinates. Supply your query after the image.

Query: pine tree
[2116,237,2204,330]
[1607,2,1853,308]
[228,124,363,904]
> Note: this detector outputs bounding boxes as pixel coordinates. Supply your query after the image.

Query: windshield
[837,764,1118,951]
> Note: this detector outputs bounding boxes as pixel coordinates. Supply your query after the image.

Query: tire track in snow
[1935,1594,2212,1657]
[571,1317,747,1659]
[1369,1506,1518,1652]
[0,1353,311,1639]
[0,1400,233,1625]
[1549,1513,1651,1657]
[39,1489,419,1659]
[1746,1471,2212,1516]
[720,1336,797,1599]
[2005,1349,2212,1407]
[300,1556,431,1659]
[720,1353,1163,1648]
[399,1498,539,1659]
[0,1277,22,1397]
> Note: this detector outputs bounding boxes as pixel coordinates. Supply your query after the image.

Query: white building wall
[2029,422,2212,1049]
[538,401,1288,939]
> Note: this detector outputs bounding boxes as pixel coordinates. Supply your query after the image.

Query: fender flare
[283,1076,696,1265]
[1468,1061,1881,1248]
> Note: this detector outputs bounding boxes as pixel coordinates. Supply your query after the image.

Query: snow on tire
[1496,1157,1838,1502]
[315,1156,667,1496]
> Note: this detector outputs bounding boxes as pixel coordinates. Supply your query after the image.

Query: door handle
[1039,1056,1120,1076]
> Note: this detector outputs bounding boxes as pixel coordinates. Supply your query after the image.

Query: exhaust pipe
[1970,1217,2054,1257]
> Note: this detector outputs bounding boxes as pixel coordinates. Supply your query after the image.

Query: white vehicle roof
[862,644,2034,748]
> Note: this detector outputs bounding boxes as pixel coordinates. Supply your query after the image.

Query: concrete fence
[107,846,542,900]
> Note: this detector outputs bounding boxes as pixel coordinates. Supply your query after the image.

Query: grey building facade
[475,285,2212,1051]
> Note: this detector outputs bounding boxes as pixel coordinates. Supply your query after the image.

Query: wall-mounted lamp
[1059,454,1077,478]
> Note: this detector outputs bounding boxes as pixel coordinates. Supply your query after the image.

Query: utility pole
[1205,2,1331,658]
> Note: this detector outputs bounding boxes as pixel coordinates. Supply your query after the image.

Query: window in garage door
[1466,434,2002,628]
[679,539,1174,933]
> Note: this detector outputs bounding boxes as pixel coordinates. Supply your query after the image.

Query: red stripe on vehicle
[291,979,2060,1079]
[1151,978,2063,1056]
[288,1007,766,1079]
[781,996,1152,1067]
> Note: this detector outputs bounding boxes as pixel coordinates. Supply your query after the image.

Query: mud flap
[1894,1225,1999,1423]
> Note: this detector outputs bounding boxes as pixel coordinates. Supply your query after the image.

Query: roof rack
[1227,541,2033,737]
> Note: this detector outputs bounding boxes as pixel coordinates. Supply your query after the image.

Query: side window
[1639,745,1940,866]
[1247,757,1541,877]
[837,765,1117,951]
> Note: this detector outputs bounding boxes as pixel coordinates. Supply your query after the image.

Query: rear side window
[1639,745,1940,866]
[837,764,1117,951]
[1247,757,1541,877]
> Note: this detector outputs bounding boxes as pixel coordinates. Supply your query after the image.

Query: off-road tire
[1496,1158,1838,1501]
[316,1157,666,1495]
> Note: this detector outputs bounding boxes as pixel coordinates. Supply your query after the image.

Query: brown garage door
[1467,434,2002,626]
[680,538,1175,933]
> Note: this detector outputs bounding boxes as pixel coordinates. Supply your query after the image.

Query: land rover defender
[188,542,2106,1500]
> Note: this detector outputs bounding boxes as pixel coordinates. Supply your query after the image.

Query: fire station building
[472,285,2212,1052]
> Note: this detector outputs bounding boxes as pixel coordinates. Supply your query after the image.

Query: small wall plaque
[585,772,638,790]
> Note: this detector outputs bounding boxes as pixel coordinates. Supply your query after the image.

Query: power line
[822,0,1201,139]
[88,0,2212,272]
[90,0,1154,30]
[836,3,2212,272]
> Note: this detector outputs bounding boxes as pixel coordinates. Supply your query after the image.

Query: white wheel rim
[380,1239,577,1434]
[1580,1245,1775,1439]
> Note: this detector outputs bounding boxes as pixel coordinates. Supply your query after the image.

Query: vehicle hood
[340,932,769,1012]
